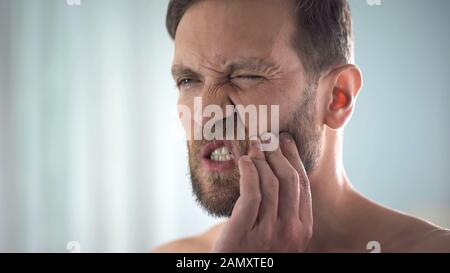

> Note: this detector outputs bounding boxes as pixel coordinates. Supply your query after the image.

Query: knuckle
[262,191,277,204]
[303,225,313,240]
[257,228,274,250]
[286,169,300,183]
[262,229,274,244]
[280,220,299,240]
[247,192,262,203]
[266,176,279,190]
[282,169,300,189]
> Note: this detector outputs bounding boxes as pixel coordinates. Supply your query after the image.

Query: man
[154,0,450,252]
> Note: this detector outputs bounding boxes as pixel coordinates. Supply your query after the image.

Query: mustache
[189,139,248,155]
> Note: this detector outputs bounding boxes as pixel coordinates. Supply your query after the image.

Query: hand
[212,132,313,252]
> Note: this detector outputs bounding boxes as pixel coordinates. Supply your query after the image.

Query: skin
[154,0,450,252]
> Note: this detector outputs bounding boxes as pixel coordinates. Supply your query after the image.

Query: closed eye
[230,75,267,89]
[232,75,265,81]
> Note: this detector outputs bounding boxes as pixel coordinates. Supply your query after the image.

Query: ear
[322,64,363,130]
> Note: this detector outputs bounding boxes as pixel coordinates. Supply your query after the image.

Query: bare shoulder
[151,236,209,253]
[408,227,450,253]
[351,192,450,252]
[382,209,450,252]
[151,224,224,253]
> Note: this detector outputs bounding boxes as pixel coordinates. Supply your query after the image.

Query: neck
[308,127,352,207]
[306,127,363,251]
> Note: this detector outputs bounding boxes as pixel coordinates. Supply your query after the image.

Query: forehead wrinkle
[227,57,282,75]
[199,54,229,76]
[173,51,229,78]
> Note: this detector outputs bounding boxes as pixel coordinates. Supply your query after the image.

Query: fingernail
[280,132,293,143]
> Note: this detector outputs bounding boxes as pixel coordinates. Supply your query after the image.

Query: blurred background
[0,0,449,252]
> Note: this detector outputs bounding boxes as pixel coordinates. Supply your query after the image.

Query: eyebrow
[171,64,202,81]
[171,57,280,79]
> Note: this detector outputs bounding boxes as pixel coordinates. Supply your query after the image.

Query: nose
[195,83,235,128]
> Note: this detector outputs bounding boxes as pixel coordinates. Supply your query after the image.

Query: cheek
[230,87,296,132]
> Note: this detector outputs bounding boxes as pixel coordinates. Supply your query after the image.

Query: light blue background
[0,0,448,252]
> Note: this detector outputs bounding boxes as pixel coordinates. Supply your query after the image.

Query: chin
[190,169,241,218]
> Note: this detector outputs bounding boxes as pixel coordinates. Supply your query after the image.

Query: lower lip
[201,156,236,172]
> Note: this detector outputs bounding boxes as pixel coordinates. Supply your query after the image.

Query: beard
[187,85,322,218]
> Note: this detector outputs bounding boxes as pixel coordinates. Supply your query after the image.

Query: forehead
[173,0,299,69]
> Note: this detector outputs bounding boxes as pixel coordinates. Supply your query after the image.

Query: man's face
[172,0,323,217]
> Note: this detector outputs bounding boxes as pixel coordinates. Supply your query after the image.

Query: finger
[252,158,279,225]
[263,134,300,220]
[248,138,265,160]
[279,132,313,226]
[231,155,261,230]
[248,137,278,225]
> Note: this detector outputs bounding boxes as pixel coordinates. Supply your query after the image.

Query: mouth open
[200,140,236,172]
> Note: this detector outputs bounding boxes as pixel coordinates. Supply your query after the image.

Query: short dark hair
[166,0,353,80]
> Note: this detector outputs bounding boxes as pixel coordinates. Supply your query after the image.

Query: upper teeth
[210,146,234,161]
